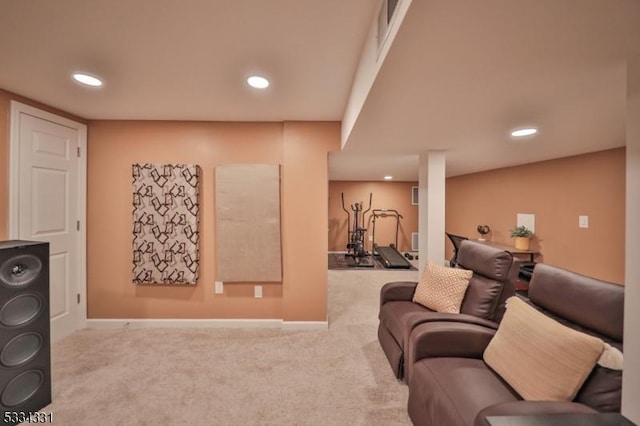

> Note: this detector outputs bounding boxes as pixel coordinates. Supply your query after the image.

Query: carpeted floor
[43,268,419,425]
[328,252,417,271]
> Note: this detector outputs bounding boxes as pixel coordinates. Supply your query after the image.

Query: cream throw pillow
[484,297,604,401]
[412,262,472,313]
[598,343,623,370]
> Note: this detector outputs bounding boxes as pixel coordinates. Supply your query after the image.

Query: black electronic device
[0,241,51,424]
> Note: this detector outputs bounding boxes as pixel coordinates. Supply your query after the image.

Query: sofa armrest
[380,281,418,307]
[405,321,497,382]
[474,401,598,426]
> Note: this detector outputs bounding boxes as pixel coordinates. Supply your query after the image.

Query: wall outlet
[214,281,224,294]
[579,215,589,228]
[254,285,263,298]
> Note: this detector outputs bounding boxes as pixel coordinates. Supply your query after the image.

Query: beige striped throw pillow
[483,296,604,401]
[413,262,472,313]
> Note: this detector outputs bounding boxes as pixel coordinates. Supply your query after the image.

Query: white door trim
[9,100,88,331]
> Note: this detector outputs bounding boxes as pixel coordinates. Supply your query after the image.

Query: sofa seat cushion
[380,301,501,349]
[379,301,435,347]
[408,357,520,426]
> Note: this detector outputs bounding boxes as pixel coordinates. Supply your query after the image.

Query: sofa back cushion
[527,263,624,412]
[528,264,624,342]
[456,241,516,321]
[575,366,623,412]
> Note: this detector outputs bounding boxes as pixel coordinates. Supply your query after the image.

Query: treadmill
[371,209,413,269]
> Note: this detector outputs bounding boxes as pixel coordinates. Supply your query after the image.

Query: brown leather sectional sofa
[392,262,624,426]
[378,240,518,380]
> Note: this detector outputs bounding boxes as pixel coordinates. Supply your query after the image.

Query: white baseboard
[281,321,328,330]
[86,318,328,330]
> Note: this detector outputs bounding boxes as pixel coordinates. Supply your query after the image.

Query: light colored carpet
[43,268,419,425]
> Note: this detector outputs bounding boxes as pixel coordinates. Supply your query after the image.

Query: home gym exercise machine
[341,193,374,267]
[371,209,412,269]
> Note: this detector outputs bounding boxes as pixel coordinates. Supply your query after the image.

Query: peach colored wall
[328,181,418,253]
[446,148,625,284]
[0,89,87,239]
[282,122,338,321]
[87,120,339,320]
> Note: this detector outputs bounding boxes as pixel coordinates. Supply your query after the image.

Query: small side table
[485,413,636,426]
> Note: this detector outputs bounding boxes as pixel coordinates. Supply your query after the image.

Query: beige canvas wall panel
[215,164,282,282]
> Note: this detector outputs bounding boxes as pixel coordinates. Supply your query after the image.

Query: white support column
[418,151,446,273]
[623,56,640,424]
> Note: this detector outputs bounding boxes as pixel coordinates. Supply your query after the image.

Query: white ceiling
[0,0,376,121]
[2,1,639,180]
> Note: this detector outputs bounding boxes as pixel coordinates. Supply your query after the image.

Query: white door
[10,102,87,342]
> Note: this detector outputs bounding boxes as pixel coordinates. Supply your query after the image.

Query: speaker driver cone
[0,369,44,407]
[0,293,44,327]
[1,332,43,367]
[0,254,43,288]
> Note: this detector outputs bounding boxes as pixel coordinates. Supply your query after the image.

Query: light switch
[254,285,263,298]
[214,281,224,294]
[579,215,589,228]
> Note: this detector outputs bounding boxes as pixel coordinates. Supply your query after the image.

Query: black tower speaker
[0,241,50,424]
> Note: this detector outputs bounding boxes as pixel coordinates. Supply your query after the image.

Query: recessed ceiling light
[247,75,269,89]
[72,73,103,87]
[384,175,393,180]
[511,128,538,137]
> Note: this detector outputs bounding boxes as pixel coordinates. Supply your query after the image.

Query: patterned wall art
[132,164,200,285]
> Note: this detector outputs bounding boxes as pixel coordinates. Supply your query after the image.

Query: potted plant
[509,225,534,250]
